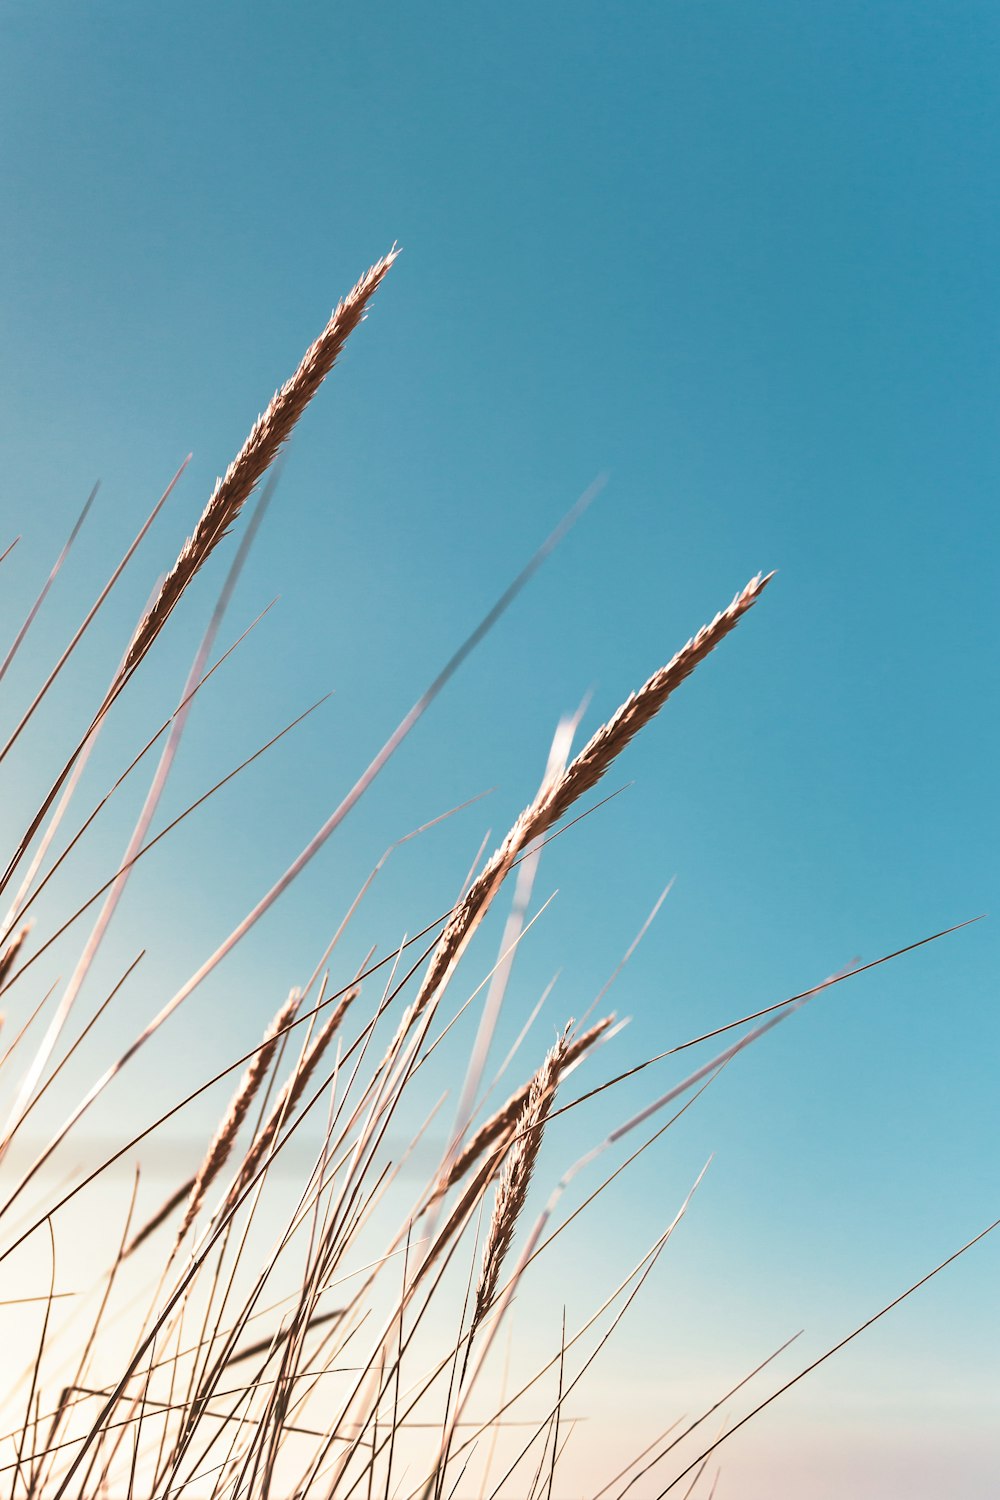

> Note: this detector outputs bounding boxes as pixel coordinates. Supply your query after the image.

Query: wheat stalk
[175,987,304,1245]
[117,249,397,684]
[404,573,771,1036]
[535,572,771,824]
[413,1020,605,1284]
[230,985,359,1204]
[434,1015,615,1201]
[473,1031,567,1326]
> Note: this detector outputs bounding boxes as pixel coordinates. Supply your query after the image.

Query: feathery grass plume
[474,1030,568,1326]
[231,984,359,1202]
[122,987,356,1257]
[122,1180,190,1260]
[118,249,398,683]
[435,1015,616,1201]
[405,573,771,1035]
[562,1011,618,1070]
[532,571,772,828]
[174,987,304,1246]
[411,1019,611,1275]
[0,921,31,989]
[418,1135,514,1295]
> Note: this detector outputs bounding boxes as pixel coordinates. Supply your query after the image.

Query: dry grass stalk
[434,1014,615,1201]
[123,1180,191,1259]
[0,483,98,692]
[474,1030,567,1325]
[562,1012,617,1070]
[419,1138,513,1292]
[533,571,772,827]
[404,573,771,1036]
[118,250,397,682]
[0,241,813,1500]
[175,987,304,1245]
[0,921,31,988]
[231,984,359,1202]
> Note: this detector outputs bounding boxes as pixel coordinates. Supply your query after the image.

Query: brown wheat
[175,987,304,1244]
[231,984,359,1203]
[434,1014,615,1201]
[474,1030,567,1325]
[118,250,397,683]
[404,573,771,1037]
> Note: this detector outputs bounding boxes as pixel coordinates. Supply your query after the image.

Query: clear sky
[0,3,997,1496]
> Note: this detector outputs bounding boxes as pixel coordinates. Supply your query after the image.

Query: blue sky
[0,4,997,1496]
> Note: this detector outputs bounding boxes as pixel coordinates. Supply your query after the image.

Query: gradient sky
[0,4,997,1496]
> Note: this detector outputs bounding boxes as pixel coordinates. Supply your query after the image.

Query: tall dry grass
[0,248,989,1500]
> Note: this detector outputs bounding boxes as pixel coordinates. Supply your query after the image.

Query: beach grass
[0,250,987,1500]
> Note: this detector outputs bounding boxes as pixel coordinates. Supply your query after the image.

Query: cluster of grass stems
[0,250,991,1499]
